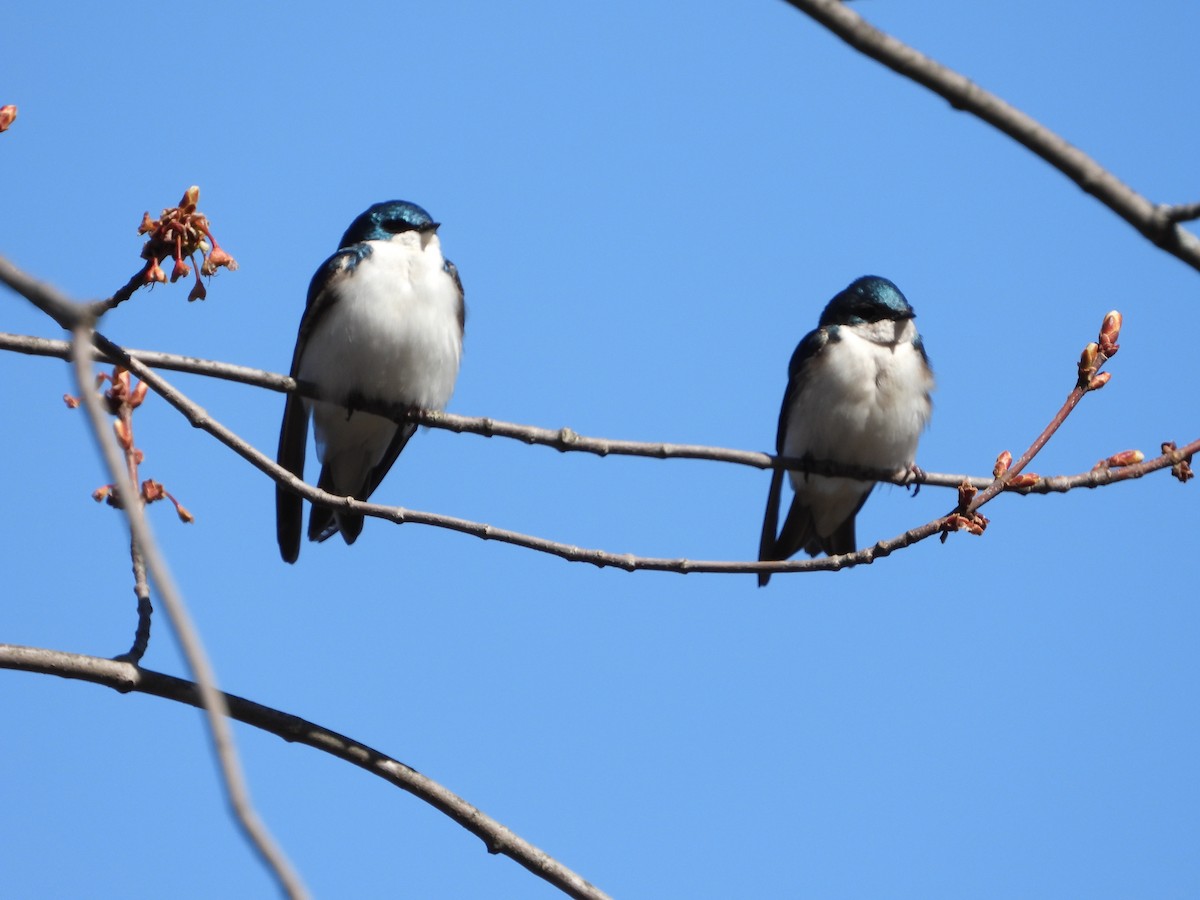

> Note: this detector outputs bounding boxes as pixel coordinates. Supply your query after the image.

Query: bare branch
[0,255,94,329]
[0,329,995,491]
[0,324,1190,574]
[87,270,150,318]
[1160,201,1200,225]
[0,643,613,900]
[780,0,1200,273]
[59,336,1200,575]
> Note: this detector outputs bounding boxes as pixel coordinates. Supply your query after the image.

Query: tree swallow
[757,275,933,586]
[276,200,465,563]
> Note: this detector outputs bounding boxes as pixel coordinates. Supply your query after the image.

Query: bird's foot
[901,462,926,496]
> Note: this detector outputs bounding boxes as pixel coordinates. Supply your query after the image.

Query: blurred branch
[0,259,306,898]
[0,643,613,900]
[70,327,308,899]
[0,255,94,329]
[780,0,1200,274]
[1161,201,1200,225]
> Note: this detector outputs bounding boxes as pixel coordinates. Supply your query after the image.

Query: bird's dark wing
[276,389,309,564]
[308,421,419,546]
[444,258,466,335]
[758,326,830,586]
[912,332,932,369]
[757,465,788,587]
[293,246,369,349]
[357,422,418,504]
[767,456,870,568]
[771,492,817,568]
[809,490,871,557]
[275,248,365,562]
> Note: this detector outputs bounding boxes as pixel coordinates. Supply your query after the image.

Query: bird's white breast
[784,319,931,467]
[783,319,932,531]
[297,233,462,412]
[296,233,463,489]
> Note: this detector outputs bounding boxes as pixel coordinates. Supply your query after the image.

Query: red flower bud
[113,418,133,450]
[1078,342,1099,380]
[1098,310,1122,358]
[202,246,238,274]
[179,185,200,212]
[141,479,165,503]
[1102,449,1144,468]
[993,450,1012,478]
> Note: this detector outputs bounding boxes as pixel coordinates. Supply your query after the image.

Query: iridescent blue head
[819,275,915,327]
[339,200,439,248]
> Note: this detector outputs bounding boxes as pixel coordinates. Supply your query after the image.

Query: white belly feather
[783,320,932,535]
[296,235,462,493]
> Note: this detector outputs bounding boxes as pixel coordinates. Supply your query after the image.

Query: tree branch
[0,643,613,900]
[780,0,1200,273]
[53,335,1200,574]
[0,329,1021,491]
[0,326,1191,574]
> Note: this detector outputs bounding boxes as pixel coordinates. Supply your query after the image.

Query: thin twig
[780,0,1200,273]
[969,318,1117,511]
[88,270,150,318]
[1160,201,1200,224]
[116,374,154,664]
[119,539,153,664]
[0,643,614,900]
[69,326,309,899]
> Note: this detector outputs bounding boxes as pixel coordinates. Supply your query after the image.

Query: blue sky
[3,2,1198,897]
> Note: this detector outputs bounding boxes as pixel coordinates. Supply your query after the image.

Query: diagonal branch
[0,643,613,900]
[69,326,309,899]
[0,255,307,897]
[780,0,1200,273]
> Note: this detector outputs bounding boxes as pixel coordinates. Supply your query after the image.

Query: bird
[276,200,465,563]
[757,275,933,586]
